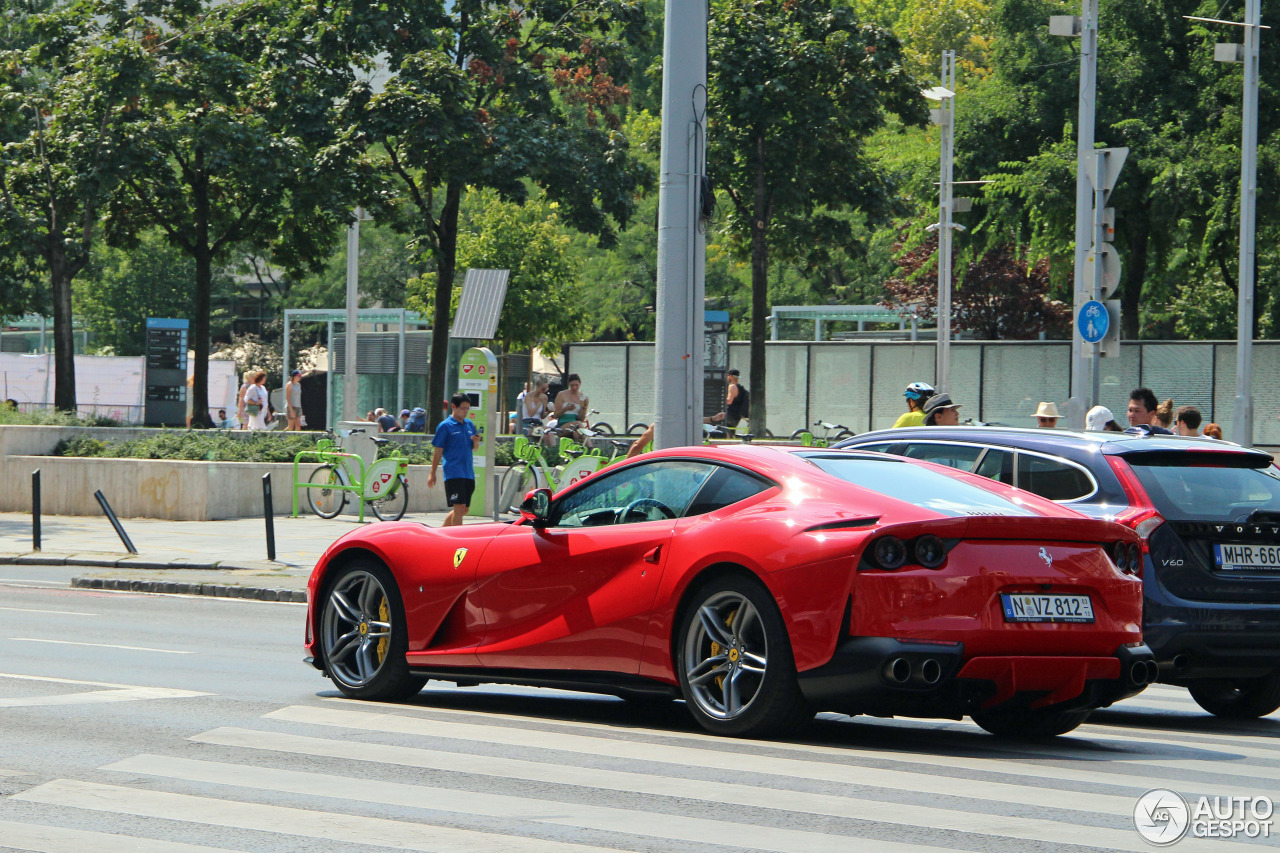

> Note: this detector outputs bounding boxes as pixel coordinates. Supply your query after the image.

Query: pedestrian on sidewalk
[1031,402,1061,428]
[1175,406,1202,437]
[922,392,962,426]
[1086,405,1123,432]
[1154,399,1175,431]
[1126,388,1173,435]
[242,372,270,430]
[894,382,935,428]
[721,369,750,435]
[285,370,303,431]
[428,393,481,527]
[375,408,400,433]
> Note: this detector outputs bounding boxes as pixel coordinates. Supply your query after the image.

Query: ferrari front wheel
[319,560,425,701]
[676,575,812,737]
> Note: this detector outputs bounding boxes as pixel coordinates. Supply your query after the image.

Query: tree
[0,1,143,409]
[707,0,925,434]
[883,234,1068,338]
[101,0,361,425]
[330,0,651,427]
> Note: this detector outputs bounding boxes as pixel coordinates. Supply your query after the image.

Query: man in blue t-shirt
[427,393,481,527]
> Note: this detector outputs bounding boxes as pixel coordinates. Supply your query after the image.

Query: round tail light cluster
[868,535,948,570]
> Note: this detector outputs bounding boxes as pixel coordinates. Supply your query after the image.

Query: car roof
[840,425,1273,462]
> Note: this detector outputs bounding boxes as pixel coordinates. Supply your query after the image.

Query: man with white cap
[1086,405,1122,432]
[923,392,962,426]
[1031,402,1061,428]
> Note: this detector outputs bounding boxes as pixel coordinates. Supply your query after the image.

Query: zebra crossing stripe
[12,779,617,853]
[187,725,1180,852]
[0,818,246,853]
[265,705,1155,816]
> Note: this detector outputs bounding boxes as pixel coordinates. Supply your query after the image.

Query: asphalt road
[0,583,1278,852]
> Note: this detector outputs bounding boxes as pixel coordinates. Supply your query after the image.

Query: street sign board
[1084,147,1129,204]
[1078,300,1109,343]
[1087,244,1123,298]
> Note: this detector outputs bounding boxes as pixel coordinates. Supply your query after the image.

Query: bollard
[262,473,276,562]
[492,472,500,522]
[93,490,137,555]
[31,469,40,552]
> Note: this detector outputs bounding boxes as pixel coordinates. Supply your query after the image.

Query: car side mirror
[520,488,552,526]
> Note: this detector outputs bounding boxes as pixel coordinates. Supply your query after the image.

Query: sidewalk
[0,510,487,602]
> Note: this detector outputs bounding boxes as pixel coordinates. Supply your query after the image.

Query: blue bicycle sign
[1078,300,1109,344]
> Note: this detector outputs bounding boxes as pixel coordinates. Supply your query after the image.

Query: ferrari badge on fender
[453,548,468,568]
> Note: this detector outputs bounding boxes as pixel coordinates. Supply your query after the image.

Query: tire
[591,421,616,436]
[318,559,425,701]
[627,422,649,436]
[307,465,347,519]
[676,574,812,737]
[1188,674,1280,719]
[971,707,1092,738]
[370,475,408,522]
[500,463,538,514]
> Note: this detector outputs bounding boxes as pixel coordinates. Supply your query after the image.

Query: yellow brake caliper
[376,597,389,663]
[711,608,738,692]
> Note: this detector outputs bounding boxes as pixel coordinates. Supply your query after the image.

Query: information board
[145,318,189,427]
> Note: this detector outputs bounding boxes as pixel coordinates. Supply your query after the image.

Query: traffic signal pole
[1067,0,1098,431]
[1234,0,1260,446]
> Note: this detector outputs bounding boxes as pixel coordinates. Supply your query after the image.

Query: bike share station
[457,346,499,517]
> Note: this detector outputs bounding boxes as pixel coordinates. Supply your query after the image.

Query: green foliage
[0,406,120,427]
[54,430,322,462]
[897,0,994,82]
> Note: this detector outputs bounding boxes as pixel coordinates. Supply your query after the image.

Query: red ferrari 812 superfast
[304,446,1155,738]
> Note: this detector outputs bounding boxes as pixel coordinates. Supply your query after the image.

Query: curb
[70,576,307,603]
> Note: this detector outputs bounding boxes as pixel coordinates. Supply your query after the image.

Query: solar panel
[450,268,510,339]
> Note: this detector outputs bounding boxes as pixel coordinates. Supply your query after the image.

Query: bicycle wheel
[499,463,536,513]
[370,475,408,522]
[307,465,347,519]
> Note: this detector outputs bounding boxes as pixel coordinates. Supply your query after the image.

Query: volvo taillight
[1104,455,1165,576]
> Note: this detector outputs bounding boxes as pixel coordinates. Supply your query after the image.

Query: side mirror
[520,488,552,526]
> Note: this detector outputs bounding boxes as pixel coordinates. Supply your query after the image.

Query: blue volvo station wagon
[837,426,1280,719]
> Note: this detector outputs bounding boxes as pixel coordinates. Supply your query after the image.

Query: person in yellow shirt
[893,382,935,428]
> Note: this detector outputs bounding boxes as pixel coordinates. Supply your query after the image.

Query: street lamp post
[933,52,957,394]
[342,207,366,423]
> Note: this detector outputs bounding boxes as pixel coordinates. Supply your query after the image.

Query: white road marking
[10,638,194,654]
[0,672,139,688]
[0,818,246,853]
[13,779,676,853]
[105,754,958,853]
[191,725,1166,851]
[267,705,1160,816]
[0,686,208,708]
[0,580,68,587]
[0,607,95,616]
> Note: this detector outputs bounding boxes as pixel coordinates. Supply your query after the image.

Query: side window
[685,466,773,516]
[974,449,1014,485]
[901,443,984,473]
[851,443,893,454]
[1016,454,1094,501]
[552,461,715,527]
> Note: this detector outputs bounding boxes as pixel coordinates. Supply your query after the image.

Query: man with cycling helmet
[894,381,935,428]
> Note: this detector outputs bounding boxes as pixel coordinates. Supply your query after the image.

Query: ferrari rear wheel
[1188,674,1280,719]
[319,559,425,701]
[676,575,812,737]
[971,707,1092,738]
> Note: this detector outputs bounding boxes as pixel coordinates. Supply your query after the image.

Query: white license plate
[1000,594,1094,623]
[1214,543,1280,571]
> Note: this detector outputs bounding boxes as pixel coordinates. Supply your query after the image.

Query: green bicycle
[498,427,605,513]
[292,429,409,522]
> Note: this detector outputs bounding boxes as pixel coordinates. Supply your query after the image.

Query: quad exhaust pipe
[1128,660,1159,686]
[884,657,943,686]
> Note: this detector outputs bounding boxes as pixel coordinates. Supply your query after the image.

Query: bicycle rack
[290,445,369,521]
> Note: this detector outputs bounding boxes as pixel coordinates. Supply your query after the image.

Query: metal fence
[565,340,1280,445]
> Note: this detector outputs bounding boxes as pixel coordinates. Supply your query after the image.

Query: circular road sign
[1078,300,1109,344]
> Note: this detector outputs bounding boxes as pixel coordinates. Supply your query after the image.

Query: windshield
[1127,457,1280,522]
[806,455,1037,517]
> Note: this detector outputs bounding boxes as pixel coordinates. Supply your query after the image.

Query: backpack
[405,407,427,433]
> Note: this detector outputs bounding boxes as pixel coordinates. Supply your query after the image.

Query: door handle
[643,545,662,564]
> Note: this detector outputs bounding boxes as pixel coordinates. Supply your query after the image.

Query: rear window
[806,456,1037,517]
[1127,457,1280,522]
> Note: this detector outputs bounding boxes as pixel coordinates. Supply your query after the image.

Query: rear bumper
[797,637,1154,718]
[1144,626,1280,683]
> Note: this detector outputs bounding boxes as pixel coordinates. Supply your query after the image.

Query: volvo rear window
[806,456,1037,517]
[1127,456,1280,522]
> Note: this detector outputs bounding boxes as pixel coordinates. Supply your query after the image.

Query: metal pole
[492,472,500,522]
[1234,0,1261,447]
[1067,0,1099,431]
[1092,150,1107,407]
[262,473,276,562]
[282,311,291,392]
[326,320,334,430]
[397,310,406,417]
[653,0,707,449]
[936,51,956,394]
[31,469,40,552]
[343,208,362,422]
[93,490,137,555]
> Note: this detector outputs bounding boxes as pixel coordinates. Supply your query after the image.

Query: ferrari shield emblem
[453,548,468,568]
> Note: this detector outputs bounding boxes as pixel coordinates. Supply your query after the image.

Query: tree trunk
[427,180,464,430]
[48,242,77,412]
[1121,222,1147,340]
[191,160,212,428]
[748,137,769,437]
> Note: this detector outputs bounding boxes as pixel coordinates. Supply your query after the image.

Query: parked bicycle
[790,420,854,447]
[291,429,409,522]
[499,427,604,512]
